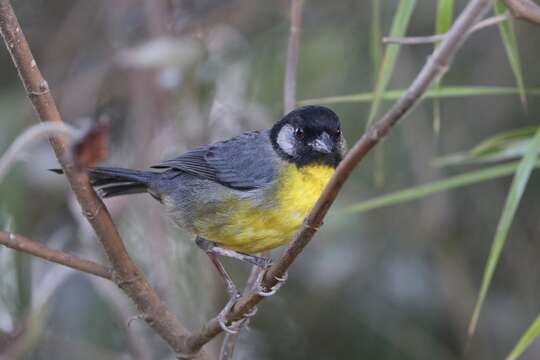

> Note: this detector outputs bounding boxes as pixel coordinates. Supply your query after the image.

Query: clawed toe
[254,270,288,297]
[217,296,258,334]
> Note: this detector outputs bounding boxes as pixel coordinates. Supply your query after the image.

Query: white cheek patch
[276,124,296,156]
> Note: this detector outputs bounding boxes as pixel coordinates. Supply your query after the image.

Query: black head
[270,105,345,168]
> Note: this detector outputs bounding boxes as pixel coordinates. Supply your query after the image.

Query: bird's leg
[195,236,259,333]
[206,252,240,300]
[195,236,272,269]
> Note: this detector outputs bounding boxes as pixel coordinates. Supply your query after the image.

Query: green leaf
[336,160,540,215]
[433,0,454,134]
[471,127,538,156]
[495,1,527,107]
[434,127,538,166]
[367,0,417,126]
[507,314,540,360]
[297,86,540,106]
[467,126,540,339]
[436,0,454,34]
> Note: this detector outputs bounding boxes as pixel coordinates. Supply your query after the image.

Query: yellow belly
[199,163,334,253]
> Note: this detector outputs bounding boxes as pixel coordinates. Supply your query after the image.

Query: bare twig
[0,231,112,280]
[384,11,511,45]
[0,122,79,180]
[503,0,540,25]
[184,0,494,352]
[0,1,207,359]
[283,0,305,113]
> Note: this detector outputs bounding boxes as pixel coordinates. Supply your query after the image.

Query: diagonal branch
[0,1,207,359]
[503,0,540,25]
[0,231,112,280]
[184,0,494,352]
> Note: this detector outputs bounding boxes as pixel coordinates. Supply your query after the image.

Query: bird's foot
[217,293,258,334]
[255,270,288,297]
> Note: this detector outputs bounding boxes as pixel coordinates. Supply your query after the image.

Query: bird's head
[270,105,345,168]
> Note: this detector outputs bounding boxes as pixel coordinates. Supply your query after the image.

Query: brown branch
[503,0,540,25]
[184,0,494,352]
[0,1,207,359]
[0,231,112,280]
[283,0,305,113]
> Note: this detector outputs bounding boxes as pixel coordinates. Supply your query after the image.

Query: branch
[384,12,511,45]
[184,0,494,352]
[0,231,112,280]
[0,1,207,359]
[503,0,540,25]
[283,0,305,113]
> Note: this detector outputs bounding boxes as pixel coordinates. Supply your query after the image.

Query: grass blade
[367,0,416,186]
[433,0,454,134]
[370,0,382,80]
[495,1,527,107]
[436,0,454,34]
[467,127,540,339]
[434,126,538,166]
[367,0,417,126]
[298,86,540,106]
[507,314,540,360]
[336,160,540,215]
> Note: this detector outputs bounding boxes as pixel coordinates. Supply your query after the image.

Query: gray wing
[152,130,277,190]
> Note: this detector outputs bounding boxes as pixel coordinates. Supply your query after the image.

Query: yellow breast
[200,163,334,253]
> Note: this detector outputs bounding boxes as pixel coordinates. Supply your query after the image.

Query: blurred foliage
[1,1,540,359]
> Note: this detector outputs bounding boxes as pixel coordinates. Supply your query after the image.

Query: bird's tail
[51,167,156,198]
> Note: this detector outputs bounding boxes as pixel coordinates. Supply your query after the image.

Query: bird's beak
[310,132,333,154]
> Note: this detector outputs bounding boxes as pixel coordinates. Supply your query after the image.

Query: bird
[54,105,345,330]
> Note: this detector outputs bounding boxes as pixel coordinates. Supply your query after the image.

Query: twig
[0,231,112,280]
[384,11,510,45]
[283,0,305,113]
[0,122,79,180]
[184,0,494,352]
[503,0,540,25]
[0,1,207,359]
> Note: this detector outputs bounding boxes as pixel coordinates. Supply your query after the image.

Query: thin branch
[0,2,207,359]
[384,11,511,45]
[184,0,494,352]
[503,0,540,25]
[0,231,112,280]
[283,0,305,113]
[0,122,79,180]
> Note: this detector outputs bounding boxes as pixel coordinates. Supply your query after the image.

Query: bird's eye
[336,128,341,136]
[294,127,304,140]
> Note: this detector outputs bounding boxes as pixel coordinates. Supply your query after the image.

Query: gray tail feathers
[51,167,156,198]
